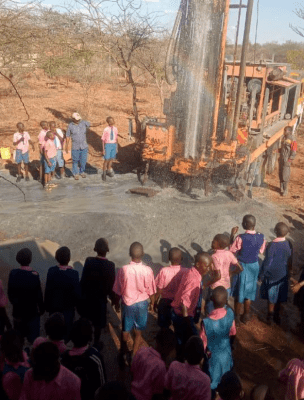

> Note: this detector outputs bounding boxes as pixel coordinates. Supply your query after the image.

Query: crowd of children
[12,113,119,190]
[0,214,303,400]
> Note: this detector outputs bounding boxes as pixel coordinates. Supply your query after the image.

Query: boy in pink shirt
[171,252,212,357]
[279,358,304,400]
[101,116,118,181]
[165,335,211,400]
[13,122,35,183]
[38,121,49,183]
[19,341,81,400]
[42,131,57,190]
[113,242,156,368]
[155,248,186,329]
[131,328,177,400]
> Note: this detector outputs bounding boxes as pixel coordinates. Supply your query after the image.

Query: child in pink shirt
[171,252,212,358]
[155,248,186,329]
[113,242,156,368]
[165,336,211,400]
[38,121,49,183]
[33,313,67,355]
[131,328,177,400]
[13,122,35,183]
[279,358,304,400]
[101,116,118,181]
[1,329,30,400]
[42,131,57,190]
[19,341,81,400]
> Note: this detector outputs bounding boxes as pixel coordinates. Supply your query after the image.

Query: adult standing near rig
[66,112,102,180]
[279,126,297,197]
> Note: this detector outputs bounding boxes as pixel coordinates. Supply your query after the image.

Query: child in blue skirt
[259,222,293,326]
[230,215,266,326]
[200,286,236,395]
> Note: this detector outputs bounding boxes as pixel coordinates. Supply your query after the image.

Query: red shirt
[155,265,186,300]
[131,347,167,400]
[165,361,211,400]
[211,250,238,290]
[19,365,81,400]
[113,261,156,306]
[171,267,201,317]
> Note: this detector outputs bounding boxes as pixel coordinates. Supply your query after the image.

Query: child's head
[45,313,66,341]
[32,342,60,382]
[184,336,205,366]
[106,117,114,126]
[168,247,183,266]
[211,286,228,309]
[274,222,289,238]
[16,247,32,266]
[242,214,256,231]
[194,252,212,277]
[16,122,24,132]
[155,328,177,361]
[1,329,24,363]
[46,131,55,140]
[95,382,134,400]
[55,246,71,266]
[49,121,56,131]
[129,242,144,262]
[40,121,48,130]
[217,371,244,400]
[70,318,93,348]
[94,238,109,257]
[212,234,230,250]
[250,385,274,400]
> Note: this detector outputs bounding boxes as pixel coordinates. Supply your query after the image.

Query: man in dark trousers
[279,126,297,197]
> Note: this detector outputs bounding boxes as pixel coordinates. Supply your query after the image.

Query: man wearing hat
[66,113,102,180]
[279,126,297,197]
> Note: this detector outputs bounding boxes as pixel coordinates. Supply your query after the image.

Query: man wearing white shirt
[50,121,65,179]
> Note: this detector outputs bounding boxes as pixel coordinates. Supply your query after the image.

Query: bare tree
[66,0,164,137]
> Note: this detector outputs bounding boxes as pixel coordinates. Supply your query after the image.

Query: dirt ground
[1,72,304,399]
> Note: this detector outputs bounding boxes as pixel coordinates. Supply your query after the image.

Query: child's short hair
[284,126,293,135]
[106,116,114,124]
[156,328,177,357]
[168,247,182,264]
[218,371,243,400]
[242,215,256,230]
[194,252,212,265]
[213,234,230,250]
[32,342,60,382]
[1,329,24,363]
[45,313,66,341]
[55,246,71,266]
[70,318,93,348]
[40,121,48,128]
[94,238,109,255]
[274,222,289,238]
[212,286,228,308]
[49,121,56,128]
[16,122,24,129]
[95,381,134,400]
[129,242,144,260]
[16,248,32,266]
[184,336,205,366]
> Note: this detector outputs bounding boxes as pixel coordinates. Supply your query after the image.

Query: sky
[23,0,304,44]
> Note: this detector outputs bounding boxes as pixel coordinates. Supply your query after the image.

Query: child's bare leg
[108,159,113,170]
[60,167,64,178]
[17,163,21,176]
[268,302,275,314]
[102,160,108,181]
[244,299,251,314]
[234,300,242,326]
[24,163,29,179]
[133,330,142,355]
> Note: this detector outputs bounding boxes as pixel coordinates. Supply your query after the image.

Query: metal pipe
[232,0,255,140]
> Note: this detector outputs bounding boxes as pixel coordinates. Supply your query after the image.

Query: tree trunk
[127,68,141,139]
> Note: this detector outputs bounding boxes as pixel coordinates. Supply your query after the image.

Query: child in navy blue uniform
[61,318,106,400]
[44,247,80,342]
[8,248,44,344]
[200,286,236,395]
[80,238,115,346]
[259,222,293,326]
[230,215,266,325]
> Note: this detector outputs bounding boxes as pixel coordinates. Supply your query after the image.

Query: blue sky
[37,0,304,43]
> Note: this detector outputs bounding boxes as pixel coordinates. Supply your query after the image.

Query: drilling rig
[140,0,304,197]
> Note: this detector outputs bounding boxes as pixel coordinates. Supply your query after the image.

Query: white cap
[72,112,81,121]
